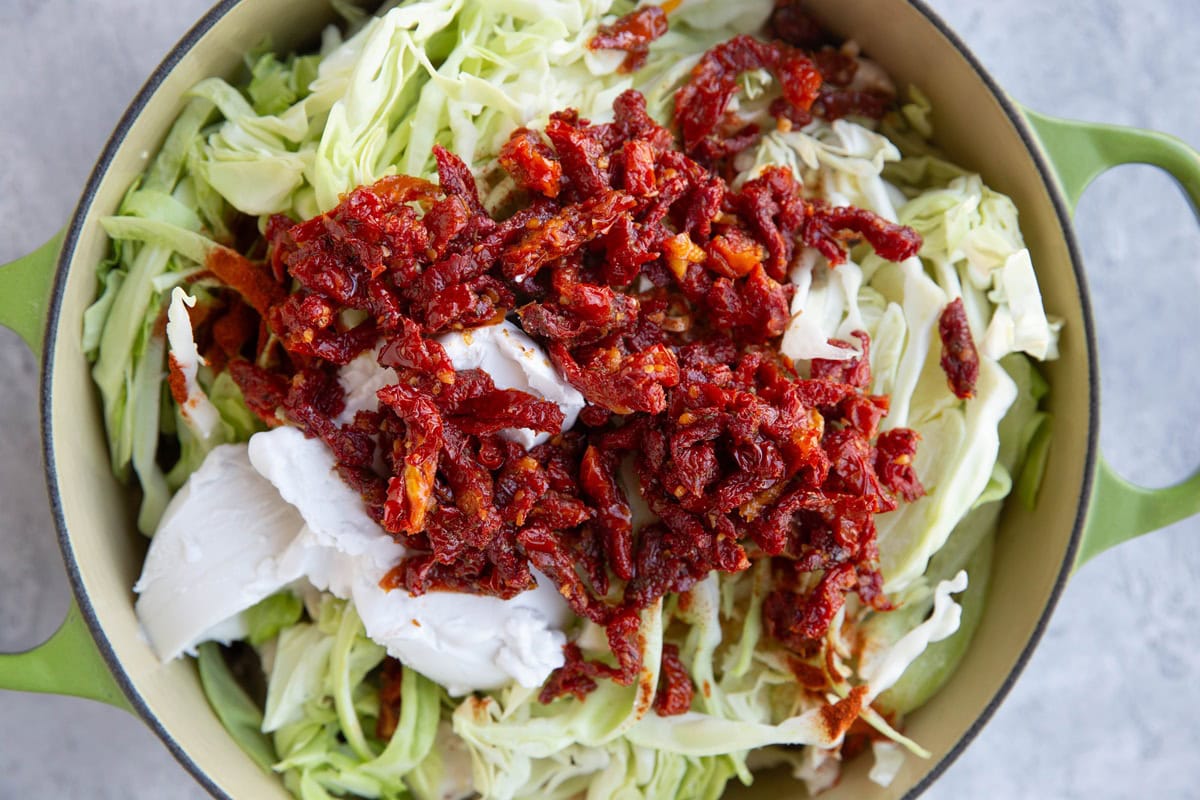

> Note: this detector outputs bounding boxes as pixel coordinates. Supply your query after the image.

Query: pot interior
[43,1,1093,797]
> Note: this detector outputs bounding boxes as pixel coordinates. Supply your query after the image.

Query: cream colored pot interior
[46,1,1091,797]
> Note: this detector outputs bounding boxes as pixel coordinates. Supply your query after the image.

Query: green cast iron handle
[1024,109,1200,569]
[0,233,130,708]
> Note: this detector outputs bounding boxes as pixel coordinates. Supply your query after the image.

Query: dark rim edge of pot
[36,2,1099,799]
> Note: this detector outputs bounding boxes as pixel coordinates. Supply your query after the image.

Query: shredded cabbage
[265,598,442,799]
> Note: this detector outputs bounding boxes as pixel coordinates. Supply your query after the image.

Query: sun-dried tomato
[703,265,793,342]
[812,49,859,87]
[824,427,894,514]
[377,383,444,536]
[675,35,822,154]
[544,113,613,200]
[732,166,807,280]
[803,199,923,265]
[612,89,674,151]
[500,128,563,199]
[875,427,924,502]
[588,5,669,73]
[551,341,680,415]
[424,196,472,259]
[839,393,889,440]
[378,318,455,384]
[604,609,643,685]
[283,183,431,302]
[452,389,565,438]
[275,366,378,474]
[206,247,285,317]
[707,228,766,279]
[939,297,980,399]
[654,643,695,716]
[501,191,636,283]
[433,144,487,217]
[818,88,893,121]
[602,216,658,287]
[764,561,858,653]
[337,461,389,524]
[227,358,288,425]
[770,0,828,49]
[811,331,872,388]
[266,293,380,365]
[518,282,639,348]
[579,445,634,581]
[518,525,611,624]
[387,532,537,599]
[539,643,600,703]
[693,122,765,170]
[769,96,815,129]
[619,138,658,198]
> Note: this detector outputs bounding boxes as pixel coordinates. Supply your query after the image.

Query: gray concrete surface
[1,1,1198,798]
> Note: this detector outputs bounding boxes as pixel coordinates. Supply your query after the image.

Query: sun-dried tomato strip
[764,561,858,652]
[518,526,611,624]
[704,265,792,342]
[433,144,487,217]
[811,331,872,388]
[451,389,565,437]
[206,247,285,317]
[813,50,859,87]
[654,643,695,716]
[876,427,924,502]
[501,191,637,283]
[370,173,442,207]
[499,128,563,199]
[518,282,639,348]
[588,6,669,73]
[675,34,822,153]
[824,428,894,514]
[544,114,612,199]
[551,342,680,415]
[604,609,643,685]
[226,358,287,426]
[377,383,444,536]
[267,294,380,365]
[579,445,634,581]
[732,166,807,280]
[770,0,828,49]
[803,199,923,265]
[378,318,455,384]
[938,297,980,399]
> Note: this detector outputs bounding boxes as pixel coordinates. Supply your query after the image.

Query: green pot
[1,1,1198,798]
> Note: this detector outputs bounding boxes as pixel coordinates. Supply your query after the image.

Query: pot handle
[1023,109,1200,568]
[0,235,130,708]
[0,231,62,358]
[0,601,130,708]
